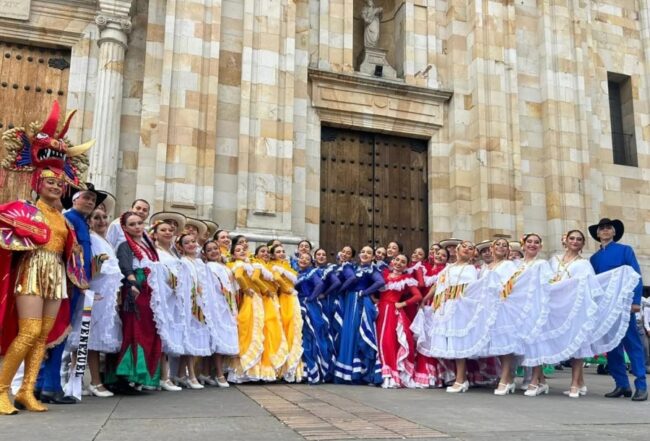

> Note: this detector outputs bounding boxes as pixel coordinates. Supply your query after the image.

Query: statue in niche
[357,0,397,79]
[362,0,383,48]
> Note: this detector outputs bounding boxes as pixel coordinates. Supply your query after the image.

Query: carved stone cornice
[0,0,96,46]
[309,69,453,138]
[98,0,134,17]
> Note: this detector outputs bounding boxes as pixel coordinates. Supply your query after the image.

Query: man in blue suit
[590,218,647,401]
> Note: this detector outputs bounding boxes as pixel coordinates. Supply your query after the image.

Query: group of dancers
[0,104,647,418]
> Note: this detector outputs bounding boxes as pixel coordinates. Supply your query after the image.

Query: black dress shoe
[604,387,633,398]
[631,389,648,401]
[39,391,77,404]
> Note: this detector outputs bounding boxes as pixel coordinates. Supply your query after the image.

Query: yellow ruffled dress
[226,260,265,382]
[271,260,304,382]
[251,258,288,380]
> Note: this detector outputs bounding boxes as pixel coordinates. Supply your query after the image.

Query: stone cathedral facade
[1,0,649,278]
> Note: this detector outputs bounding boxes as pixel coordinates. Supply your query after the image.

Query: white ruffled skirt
[203,282,240,356]
[574,265,640,358]
[479,266,550,357]
[87,266,123,353]
[147,262,186,356]
[521,276,597,366]
[413,273,501,359]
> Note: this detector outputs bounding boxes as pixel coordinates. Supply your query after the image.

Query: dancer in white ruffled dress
[86,207,123,398]
[149,220,184,392]
[202,240,240,387]
[479,238,549,396]
[520,232,598,397]
[415,240,501,393]
[175,233,210,389]
[545,230,639,398]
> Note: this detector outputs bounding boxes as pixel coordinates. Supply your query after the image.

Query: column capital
[95,14,132,33]
[96,0,134,49]
[95,14,131,49]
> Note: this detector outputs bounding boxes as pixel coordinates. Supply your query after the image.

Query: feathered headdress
[0,101,94,201]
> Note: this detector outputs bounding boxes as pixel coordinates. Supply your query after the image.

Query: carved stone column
[88,3,132,193]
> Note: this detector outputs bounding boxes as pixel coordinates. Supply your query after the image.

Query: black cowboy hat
[61,182,107,211]
[588,218,624,242]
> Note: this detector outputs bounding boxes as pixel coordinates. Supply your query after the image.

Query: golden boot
[14,316,55,412]
[0,318,42,415]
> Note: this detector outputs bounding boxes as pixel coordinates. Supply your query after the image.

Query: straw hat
[149,211,187,234]
[97,191,116,218]
[185,217,208,237]
[439,238,462,249]
[508,241,522,253]
[203,220,220,238]
[475,240,493,253]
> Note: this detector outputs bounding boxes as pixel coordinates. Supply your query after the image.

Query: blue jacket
[64,208,92,277]
[590,241,643,306]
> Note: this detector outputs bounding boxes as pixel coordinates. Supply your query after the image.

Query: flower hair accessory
[520,232,542,246]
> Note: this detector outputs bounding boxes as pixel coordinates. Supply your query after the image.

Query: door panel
[320,128,428,257]
[0,41,71,132]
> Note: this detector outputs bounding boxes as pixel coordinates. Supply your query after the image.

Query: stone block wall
[2,0,649,277]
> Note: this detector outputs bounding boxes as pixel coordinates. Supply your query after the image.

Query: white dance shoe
[493,382,516,396]
[88,384,114,398]
[160,379,182,392]
[446,381,469,393]
[524,383,549,397]
[563,385,587,398]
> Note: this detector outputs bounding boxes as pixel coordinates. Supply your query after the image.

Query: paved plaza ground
[1,368,648,441]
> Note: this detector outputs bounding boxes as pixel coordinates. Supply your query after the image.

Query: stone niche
[353,0,405,79]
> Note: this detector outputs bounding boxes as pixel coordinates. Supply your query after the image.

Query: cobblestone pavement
[0,368,648,441]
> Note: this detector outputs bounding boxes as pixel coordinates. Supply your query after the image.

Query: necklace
[488,259,505,271]
[554,253,581,280]
[561,253,579,266]
[521,256,538,269]
[450,262,470,286]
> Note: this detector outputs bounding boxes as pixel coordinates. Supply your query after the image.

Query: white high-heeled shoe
[563,385,587,398]
[188,377,204,389]
[179,376,204,389]
[493,382,515,396]
[198,375,218,386]
[563,385,587,397]
[88,383,114,398]
[160,379,182,392]
[524,383,549,397]
[446,381,469,393]
[215,376,230,388]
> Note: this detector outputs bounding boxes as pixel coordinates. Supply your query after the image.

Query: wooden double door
[319,127,429,258]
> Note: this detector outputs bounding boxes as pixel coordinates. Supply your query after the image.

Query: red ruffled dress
[377,271,422,387]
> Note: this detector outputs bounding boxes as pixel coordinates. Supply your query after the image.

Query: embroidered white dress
[147,248,186,356]
[478,260,549,356]
[547,256,640,358]
[204,261,240,356]
[521,258,597,366]
[177,257,212,356]
[86,232,123,353]
[414,263,501,359]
